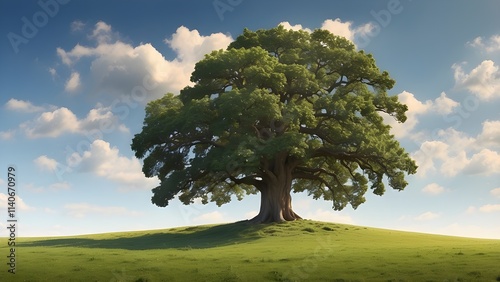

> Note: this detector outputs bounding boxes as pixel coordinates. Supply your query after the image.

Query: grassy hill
[1,220,499,281]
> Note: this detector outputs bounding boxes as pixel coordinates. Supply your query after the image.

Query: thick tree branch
[228,174,262,187]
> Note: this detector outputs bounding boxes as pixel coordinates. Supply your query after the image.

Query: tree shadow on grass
[20,220,265,250]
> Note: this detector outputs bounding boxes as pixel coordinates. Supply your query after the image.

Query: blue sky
[1,0,499,238]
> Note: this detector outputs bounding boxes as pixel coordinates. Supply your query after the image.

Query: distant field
[1,220,499,281]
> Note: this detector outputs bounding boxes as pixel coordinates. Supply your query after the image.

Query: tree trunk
[249,173,302,223]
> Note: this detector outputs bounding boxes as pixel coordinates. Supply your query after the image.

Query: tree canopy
[131,25,417,223]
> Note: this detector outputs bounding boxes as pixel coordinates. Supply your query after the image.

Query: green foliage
[131,25,417,210]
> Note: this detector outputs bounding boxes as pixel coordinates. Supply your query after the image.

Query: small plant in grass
[269,270,293,282]
[177,246,193,251]
[496,275,500,281]
[264,229,278,234]
[466,271,481,278]
[302,227,315,233]
[215,266,240,282]
[322,226,334,231]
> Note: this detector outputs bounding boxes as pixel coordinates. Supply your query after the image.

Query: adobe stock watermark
[6,0,70,54]
[178,199,209,225]
[6,166,18,275]
[225,114,293,174]
[413,93,480,165]
[356,0,411,49]
[442,95,480,129]
[110,268,132,282]
[282,234,335,281]
[53,73,158,181]
[213,0,243,21]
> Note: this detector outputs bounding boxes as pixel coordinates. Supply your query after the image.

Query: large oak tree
[131,26,417,223]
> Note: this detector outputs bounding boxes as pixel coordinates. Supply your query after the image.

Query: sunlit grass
[1,220,499,281]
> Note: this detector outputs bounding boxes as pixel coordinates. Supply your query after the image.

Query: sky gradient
[1,0,500,238]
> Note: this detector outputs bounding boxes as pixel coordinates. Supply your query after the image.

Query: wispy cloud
[0,130,15,140]
[64,203,143,218]
[491,188,500,198]
[304,209,355,224]
[422,183,446,195]
[65,71,81,92]
[192,211,227,225]
[478,204,500,213]
[0,194,35,211]
[70,20,86,32]
[414,211,440,221]
[467,34,500,52]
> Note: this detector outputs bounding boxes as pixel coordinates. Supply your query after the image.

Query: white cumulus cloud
[34,155,58,171]
[422,183,446,195]
[5,98,53,113]
[412,141,449,177]
[433,92,460,114]
[20,105,128,138]
[381,91,459,138]
[278,19,374,48]
[412,126,500,177]
[477,120,500,148]
[279,22,312,32]
[68,139,159,191]
[453,60,500,100]
[21,107,79,138]
[57,22,233,103]
[165,26,233,64]
[91,21,113,43]
[321,18,373,44]
[462,149,500,175]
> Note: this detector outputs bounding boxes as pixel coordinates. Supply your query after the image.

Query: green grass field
[1,220,499,281]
